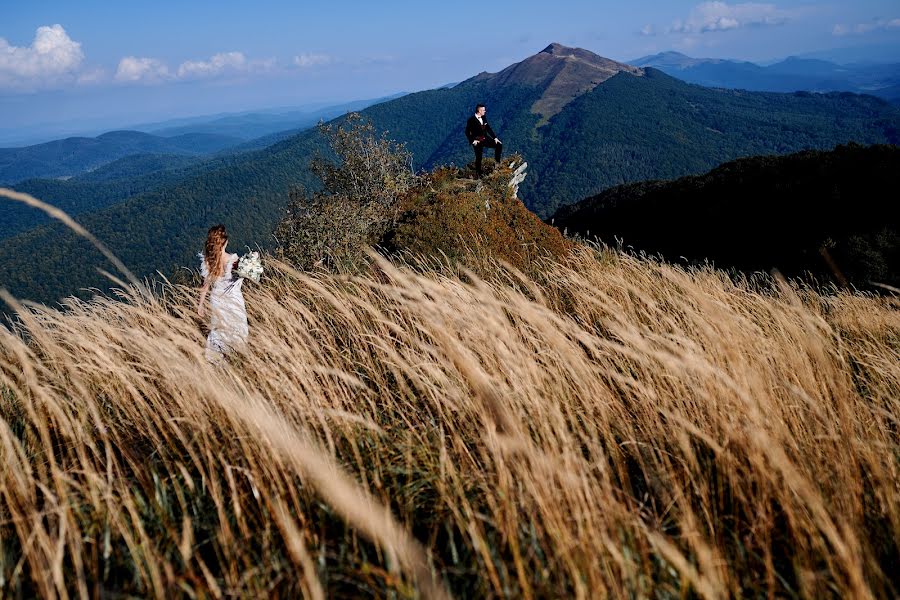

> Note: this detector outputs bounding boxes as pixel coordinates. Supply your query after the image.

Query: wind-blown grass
[0,234,897,597]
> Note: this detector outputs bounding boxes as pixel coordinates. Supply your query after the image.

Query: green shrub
[275,114,417,270]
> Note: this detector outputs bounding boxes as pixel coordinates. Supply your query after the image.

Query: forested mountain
[1,154,213,239]
[71,153,204,183]
[360,44,899,217]
[0,130,243,184]
[2,43,899,304]
[0,133,322,302]
[551,143,900,287]
[513,69,899,217]
[631,51,900,102]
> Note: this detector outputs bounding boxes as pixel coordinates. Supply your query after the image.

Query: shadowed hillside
[551,143,900,288]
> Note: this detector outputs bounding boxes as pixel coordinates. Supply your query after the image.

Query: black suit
[465,114,502,176]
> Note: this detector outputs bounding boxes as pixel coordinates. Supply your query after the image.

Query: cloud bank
[642,2,788,36]
[115,56,171,82]
[1,23,340,92]
[833,18,900,36]
[115,51,279,84]
[178,51,248,78]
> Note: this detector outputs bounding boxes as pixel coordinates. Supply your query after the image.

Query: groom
[465,103,502,177]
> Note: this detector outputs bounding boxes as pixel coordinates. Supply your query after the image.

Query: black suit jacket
[465,115,497,144]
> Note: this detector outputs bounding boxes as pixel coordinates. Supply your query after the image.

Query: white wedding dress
[200,251,249,361]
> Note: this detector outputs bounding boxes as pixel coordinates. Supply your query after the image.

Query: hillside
[551,143,900,287]
[71,153,204,183]
[0,154,212,239]
[520,69,899,217]
[3,43,900,303]
[0,99,412,238]
[0,240,897,597]
[0,133,322,302]
[473,42,644,120]
[0,130,243,184]
[632,51,900,101]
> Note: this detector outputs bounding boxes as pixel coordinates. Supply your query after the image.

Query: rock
[508,161,528,198]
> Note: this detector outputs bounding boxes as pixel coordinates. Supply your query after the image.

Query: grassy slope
[0,247,896,597]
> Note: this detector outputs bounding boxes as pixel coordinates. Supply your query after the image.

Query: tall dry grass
[0,215,897,597]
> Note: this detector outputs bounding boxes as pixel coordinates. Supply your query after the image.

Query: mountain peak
[477,44,644,121]
[541,42,573,55]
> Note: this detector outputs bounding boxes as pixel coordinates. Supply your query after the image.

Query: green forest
[0,130,242,184]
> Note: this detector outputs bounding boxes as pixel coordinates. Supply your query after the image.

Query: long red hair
[204,224,228,279]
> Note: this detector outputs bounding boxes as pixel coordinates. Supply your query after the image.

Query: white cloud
[0,24,85,89]
[0,28,277,92]
[293,53,332,68]
[177,51,247,78]
[115,56,171,83]
[112,51,274,85]
[643,2,788,37]
[833,18,900,36]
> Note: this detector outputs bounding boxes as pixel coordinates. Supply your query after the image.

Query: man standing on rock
[465,103,502,178]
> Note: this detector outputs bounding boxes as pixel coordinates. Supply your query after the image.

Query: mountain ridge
[2,43,899,303]
[631,51,900,100]
[0,130,243,185]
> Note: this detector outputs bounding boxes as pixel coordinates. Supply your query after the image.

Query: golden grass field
[0,191,898,598]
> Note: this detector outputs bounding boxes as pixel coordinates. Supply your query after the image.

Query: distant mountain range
[2,43,899,304]
[551,143,900,288]
[0,94,408,148]
[0,131,241,185]
[630,51,900,102]
[791,43,900,66]
[137,93,408,140]
[0,95,408,185]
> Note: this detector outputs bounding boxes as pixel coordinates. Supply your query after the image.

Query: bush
[275,113,416,270]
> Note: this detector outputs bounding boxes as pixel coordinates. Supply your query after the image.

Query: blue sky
[2,1,899,137]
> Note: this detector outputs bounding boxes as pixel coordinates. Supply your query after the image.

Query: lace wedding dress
[200,251,249,361]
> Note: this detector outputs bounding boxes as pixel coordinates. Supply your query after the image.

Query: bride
[196,224,248,361]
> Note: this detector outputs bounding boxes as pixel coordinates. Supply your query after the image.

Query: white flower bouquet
[236,251,263,283]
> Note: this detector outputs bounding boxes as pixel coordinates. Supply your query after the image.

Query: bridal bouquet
[236,251,263,283]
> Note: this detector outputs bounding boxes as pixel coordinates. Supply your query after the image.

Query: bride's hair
[204,224,228,279]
